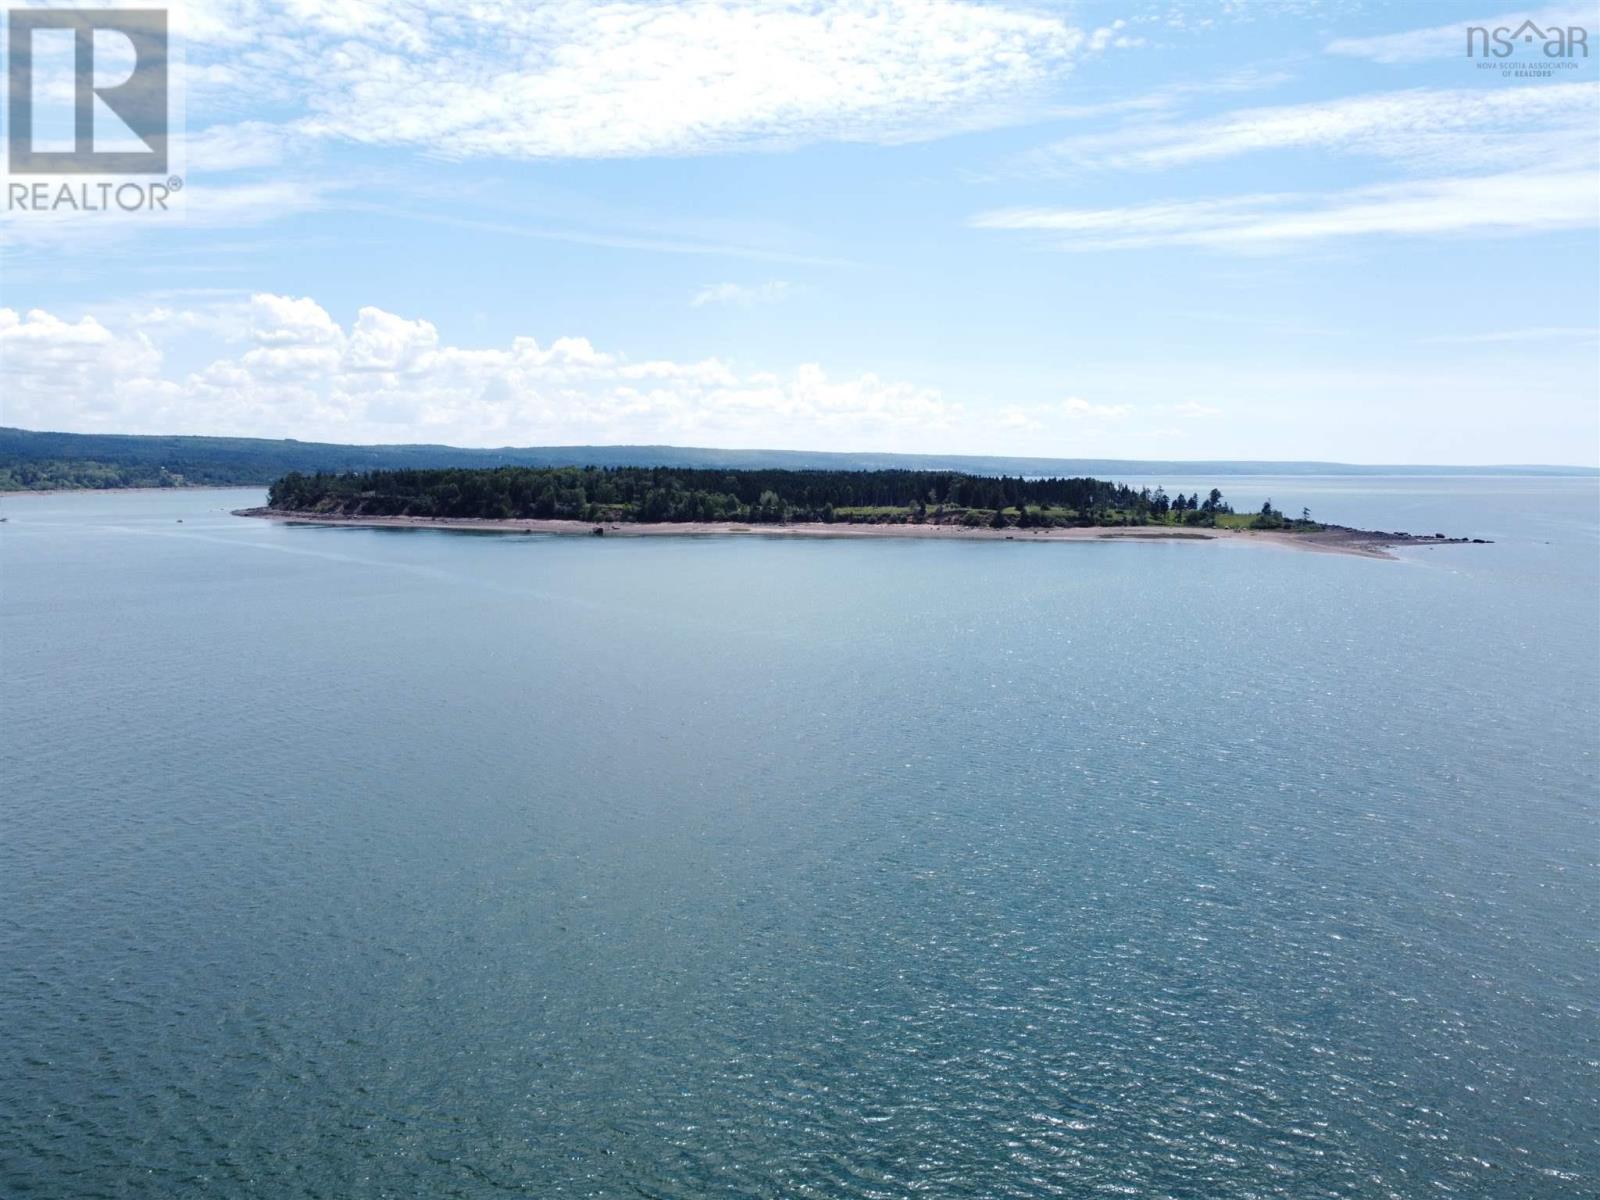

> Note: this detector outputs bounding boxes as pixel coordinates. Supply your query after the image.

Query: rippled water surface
[2,478,1596,1198]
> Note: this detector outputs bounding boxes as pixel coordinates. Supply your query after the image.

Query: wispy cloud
[1033,67,1293,124]
[1326,5,1596,63]
[1060,395,1132,419]
[691,281,793,307]
[1421,326,1600,343]
[339,203,847,265]
[0,179,336,257]
[184,122,300,173]
[993,394,1131,433]
[175,0,1133,161]
[971,169,1599,251]
[1028,83,1599,174]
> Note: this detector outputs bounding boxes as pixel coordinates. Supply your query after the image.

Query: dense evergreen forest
[267,465,1317,530]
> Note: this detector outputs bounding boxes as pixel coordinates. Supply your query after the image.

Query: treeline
[7,427,1590,493]
[262,466,1308,530]
[0,427,469,490]
[0,459,192,492]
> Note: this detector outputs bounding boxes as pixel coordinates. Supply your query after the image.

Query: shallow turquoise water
[2,479,1596,1198]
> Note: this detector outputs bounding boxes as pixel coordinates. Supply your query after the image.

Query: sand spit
[234,508,1493,560]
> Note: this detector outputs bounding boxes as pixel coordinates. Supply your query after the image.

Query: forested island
[264,465,1312,530]
[243,470,1491,560]
[240,466,1494,559]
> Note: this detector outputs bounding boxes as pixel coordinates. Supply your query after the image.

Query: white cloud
[1326,6,1595,63]
[1421,325,1600,343]
[0,308,159,381]
[993,395,1131,431]
[2,294,1178,453]
[0,179,334,256]
[183,122,299,172]
[691,281,793,307]
[344,307,441,372]
[1028,67,1293,126]
[6,295,1595,464]
[1061,395,1132,419]
[990,66,1597,259]
[249,293,344,347]
[0,294,978,449]
[0,309,168,427]
[971,168,1599,250]
[1030,83,1600,174]
[174,0,1124,161]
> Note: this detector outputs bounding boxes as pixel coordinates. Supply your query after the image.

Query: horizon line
[4,426,1597,474]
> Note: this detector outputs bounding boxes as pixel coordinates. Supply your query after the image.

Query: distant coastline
[2,485,210,498]
[3,426,1596,495]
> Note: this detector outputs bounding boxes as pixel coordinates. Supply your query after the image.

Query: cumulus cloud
[3,294,1174,452]
[0,308,159,387]
[0,294,982,449]
[0,309,171,427]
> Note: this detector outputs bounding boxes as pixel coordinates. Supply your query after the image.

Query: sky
[1,0,1597,465]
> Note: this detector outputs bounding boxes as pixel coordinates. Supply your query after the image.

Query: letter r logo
[8,8,168,174]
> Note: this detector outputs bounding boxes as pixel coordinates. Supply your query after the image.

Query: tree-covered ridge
[267,466,1315,530]
[0,458,194,492]
[4,427,1592,492]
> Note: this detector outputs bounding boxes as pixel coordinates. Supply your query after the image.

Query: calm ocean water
[2,477,1596,1199]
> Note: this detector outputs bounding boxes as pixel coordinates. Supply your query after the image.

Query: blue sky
[2,0,1597,464]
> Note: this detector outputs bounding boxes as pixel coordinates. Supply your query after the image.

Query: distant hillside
[1,426,1594,492]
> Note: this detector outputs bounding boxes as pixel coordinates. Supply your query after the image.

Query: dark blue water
[2,478,1596,1198]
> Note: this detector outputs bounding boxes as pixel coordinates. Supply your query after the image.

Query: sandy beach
[232,507,1486,559]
